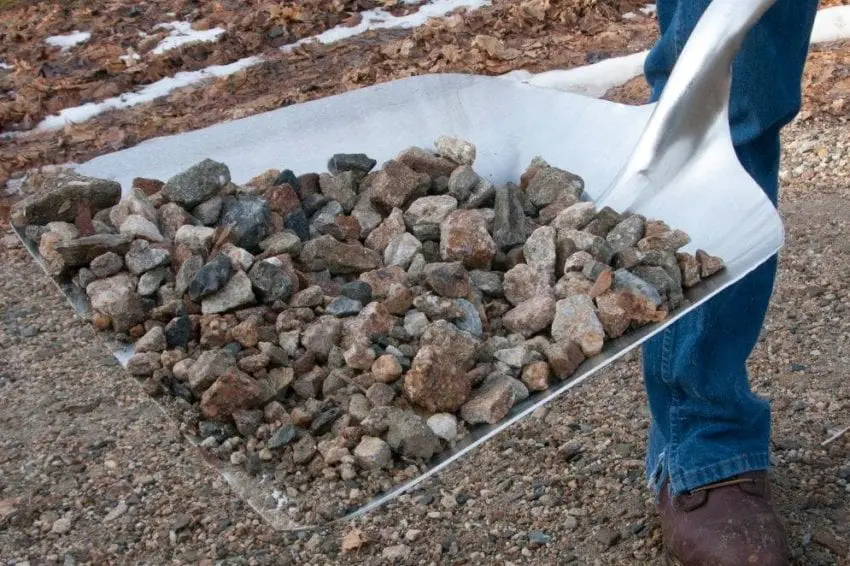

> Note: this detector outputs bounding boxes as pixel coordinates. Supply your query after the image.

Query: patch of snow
[151,21,227,55]
[285,0,491,48]
[120,52,142,65]
[622,12,637,20]
[45,31,91,51]
[0,61,12,70]
[640,4,656,16]
[810,5,850,44]
[36,56,261,131]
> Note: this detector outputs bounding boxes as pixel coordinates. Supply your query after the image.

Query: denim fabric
[642,0,819,498]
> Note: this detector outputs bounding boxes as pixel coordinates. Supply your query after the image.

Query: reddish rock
[383,284,414,315]
[299,235,381,275]
[677,252,702,287]
[370,160,430,211]
[545,340,586,380]
[503,264,553,306]
[200,368,263,421]
[372,354,403,383]
[439,209,498,269]
[502,295,556,337]
[595,292,631,339]
[133,177,164,195]
[696,249,725,278]
[364,208,406,253]
[423,262,470,298]
[419,320,480,371]
[264,184,301,216]
[459,376,514,425]
[403,346,472,413]
[359,266,408,300]
[555,272,593,299]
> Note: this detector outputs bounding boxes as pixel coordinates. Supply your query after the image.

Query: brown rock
[344,341,376,370]
[677,252,702,287]
[555,272,593,299]
[396,146,456,178]
[637,229,691,252]
[502,295,556,337]
[301,316,342,360]
[133,177,164,195]
[11,171,121,226]
[503,264,553,306]
[412,294,464,320]
[696,249,725,278]
[359,266,408,300]
[423,262,470,298]
[595,292,631,339]
[370,160,430,211]
[589,270,613,298]
[231,315,261,348]
[459,376,514,425]
[263,184,301,216]
[364,208,406,253]
[383,284,414,315]
[522,361,551,392]
[372,354,403,383]
[545,340,586,380]
[440,209,498,269]
[200,368,263,421]
[538,192,580,225]
[420,320,480,371]
[299,235,381,275]
[351,302,395,341]
[403,346,472,413]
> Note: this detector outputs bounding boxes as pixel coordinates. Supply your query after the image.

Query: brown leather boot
[658,471,791,565]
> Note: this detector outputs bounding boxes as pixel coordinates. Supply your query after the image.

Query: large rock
[545,340,586,380]
[219,195,271,251]
[370,160,430,211]
[404,195,457,241]
[384,233,422,269]
[502,295,556,337]
[11,171,121,226]
[175,225,215,255]
[403,346,472,413]
[447,165,479,201]
[188,254,232,301]
[110,188,157,228]
[503,264,553,306]
[607,215,645,251]
[551,202,596,232]
[523,226,557,282]
[124,240,170,275]
[86,273,145,332]
[354,436,392,470]
[493,183,526,249]
[328,153,377,175]
[119,215,164,242]
[54,234,132,270]
[90,251,124,278]
[439,209,497,269]
[419,320,480,371]
[460,375,516,425]
[385,409,441,460]
[318,172,358,212]
[299,235,382,275]
[522,162,583,208]
[188,349,235,392]
[200,368,263,421]
[551,295,606,357]
[435,135,476,165]
[163,159,231,208]
[396,146,456,179]
[423,262,470,298]
[158,203,195,241]
[364,207,406,253]
[201,271,256,314]
[248,258,294,303]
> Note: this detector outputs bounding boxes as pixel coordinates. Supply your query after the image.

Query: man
[641,0,819,564]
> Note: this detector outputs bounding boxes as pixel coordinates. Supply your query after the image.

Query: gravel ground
[1,113,848,565]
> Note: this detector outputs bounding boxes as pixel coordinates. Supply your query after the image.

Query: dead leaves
[473,35,520,61]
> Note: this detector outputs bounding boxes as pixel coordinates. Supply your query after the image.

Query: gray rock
[328,153,377,175]
[11,171,121,226]
[301,316,343,360]
[174,225,215,254]
[127,352,161,377]
[633,265,683,309]
[54,234,132,270]
[420,319,480,371]
[384,233,423,269]
[90,251,124,278]
[612,269,663,306]
[135,326,167,353]
[403,310,429,337]
[463,177,495,209]
[404,195,458,241]
[188,254,232,301]
[413,294,463,321]
[493,183,527,249]
[469,270,504,297]
[551,202,596,232]
[188,350,235,392]
[552,295,606,357]
[163,159,231,208]
[503,264,553,306]
[220,243,254,272]
[385,409,441,460]
[192,196,223,225]
[233,409,264,438]
[460,374,516,425]
[326,296,363,317]
[110,188,157,228]
[448,165,479,201]
[248,259,294,303]
[341,280,373,304]
[125,239,170,275]
[366,382,395,407]
[354,436,392,469]
[524,164,583,208]
[348,394,371,422]
[137,267,169,296]
[319,172,358,212]
[292,434,317,465]
[201,271,256,314]
[483,372,530,404]
[427,413,458,441]
[524,226,557,282]
[559,229,615,265]
[219,195,271,251]
[503,295,556,337]
[607,215,645,251]
[435,135,476,165]
[453,298,483,337]
[174,255,203,296]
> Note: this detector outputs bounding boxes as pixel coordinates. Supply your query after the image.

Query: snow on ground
[45,31,91,51]
[810,5,850,44]
[35,0,490,131]
[36,57,261,131]
[286,0,491,48]
[0,62,12,70]
[30,2,850,131]
[151,21,227,55]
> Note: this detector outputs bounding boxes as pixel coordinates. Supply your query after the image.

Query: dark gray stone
[493,183,526,249]
[188,254,232,301]
[326,296,363,317]
[328,153,377,175]
[341,280,373,304]
[248,260,294,303]
[163,159,231,208]
[219,195,271,251]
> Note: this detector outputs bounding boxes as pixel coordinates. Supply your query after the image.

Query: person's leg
[642,0,818,501]
[640,0,818,563]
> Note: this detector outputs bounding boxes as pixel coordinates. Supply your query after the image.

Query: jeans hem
[666,453,772,496]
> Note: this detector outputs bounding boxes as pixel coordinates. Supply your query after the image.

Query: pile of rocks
[11,136,723,520]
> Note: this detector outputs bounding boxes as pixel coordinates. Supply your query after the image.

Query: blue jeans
[642,0,819,497]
